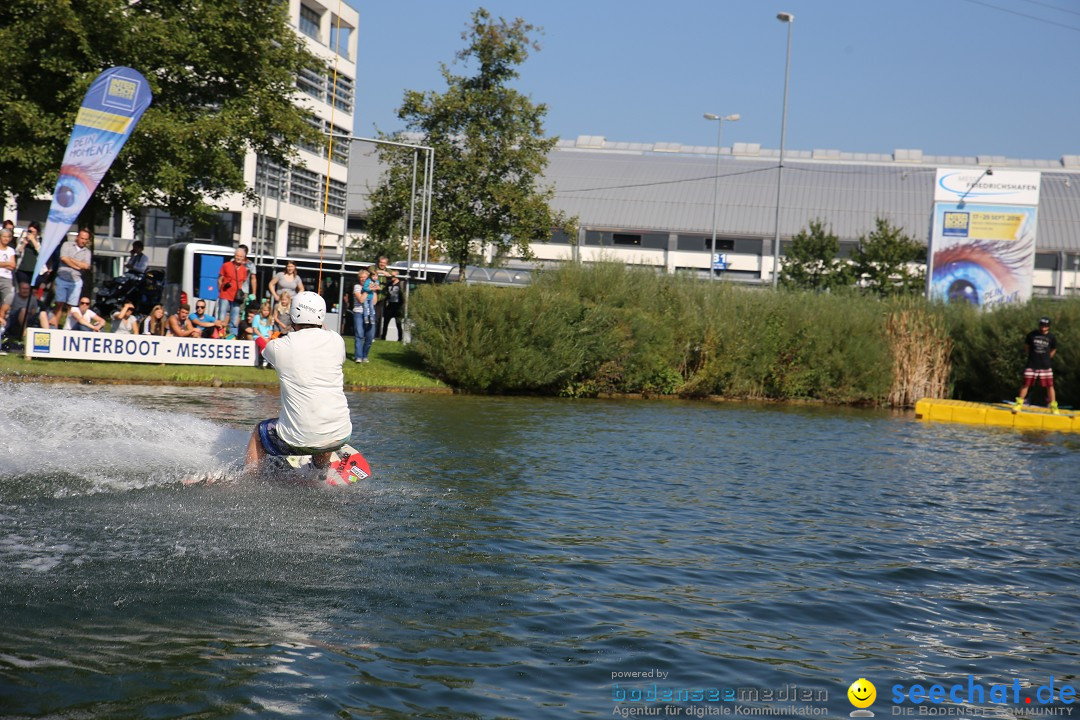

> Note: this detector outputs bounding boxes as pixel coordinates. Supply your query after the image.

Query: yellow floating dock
[915,398,1080,432]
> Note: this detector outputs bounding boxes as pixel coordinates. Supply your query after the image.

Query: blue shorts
[257,419,343,457]
[54,276,82,306]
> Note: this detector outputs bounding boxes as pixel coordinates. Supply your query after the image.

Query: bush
[411,263,896,403]
[409,282,591,393]
[410,262,1080,407]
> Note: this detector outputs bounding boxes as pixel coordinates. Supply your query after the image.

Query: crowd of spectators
[0,223,404,364]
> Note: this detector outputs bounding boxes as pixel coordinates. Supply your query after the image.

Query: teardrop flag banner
[32,66,153,284]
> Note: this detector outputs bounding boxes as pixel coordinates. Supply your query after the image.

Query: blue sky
[345,0,1079,161]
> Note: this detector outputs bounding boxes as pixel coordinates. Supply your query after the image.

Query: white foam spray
[0,382,247,494]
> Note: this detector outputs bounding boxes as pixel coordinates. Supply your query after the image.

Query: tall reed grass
[885,300,951,408]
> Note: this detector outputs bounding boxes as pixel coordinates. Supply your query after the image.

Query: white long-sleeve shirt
[262,328,353,451]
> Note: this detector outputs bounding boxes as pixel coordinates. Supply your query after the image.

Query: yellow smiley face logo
[848,678,876,709]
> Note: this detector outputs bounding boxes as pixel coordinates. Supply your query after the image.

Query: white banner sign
[928,166,1042,308]
[25,328,257,366]
[934,168,1041,206]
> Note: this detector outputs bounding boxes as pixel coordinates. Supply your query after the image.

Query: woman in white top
[269,261,304,303]
[112,302,140,334]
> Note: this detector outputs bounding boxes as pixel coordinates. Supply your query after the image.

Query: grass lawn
[0,337,448,392]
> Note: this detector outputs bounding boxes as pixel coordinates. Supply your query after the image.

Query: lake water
[1,382,1078,719]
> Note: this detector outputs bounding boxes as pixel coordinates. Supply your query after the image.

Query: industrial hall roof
[346,135,1080,253]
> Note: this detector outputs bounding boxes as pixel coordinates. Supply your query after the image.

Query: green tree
[0,0,322,223]
[366,8,573,277]
[851,217,927,296]
[345,232,408,265]
[779,219,854,291]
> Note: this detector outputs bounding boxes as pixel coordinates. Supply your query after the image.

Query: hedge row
[408,263,1079,407]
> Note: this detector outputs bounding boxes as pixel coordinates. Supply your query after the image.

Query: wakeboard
[997,401,1077,417]
[284,443,371,487]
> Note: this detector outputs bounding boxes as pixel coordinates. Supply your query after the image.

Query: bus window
[193,252,225,301]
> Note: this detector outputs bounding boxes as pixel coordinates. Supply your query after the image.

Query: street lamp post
[957,167,993,208]
[703,112,740,280]
[772,11,794,289]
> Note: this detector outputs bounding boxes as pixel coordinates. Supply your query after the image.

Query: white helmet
[290,291,326,325]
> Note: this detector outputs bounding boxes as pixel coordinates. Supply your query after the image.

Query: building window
[297,119,349,165]
[288,225,310,252]
[1034,252,1059,271]
[297,115,322,155]
[613,233,642,246]
[328,122,350,164]
[330,18,351,58]
[297,65,324,100]
[677,234,735,252]
[299,4,321,41]
[255,155,288,200]
[253,215,277,245]
[325,178,347,218]
[328,72,353,114]
[289,167,321,209]
[142,208,176,247]
[192,212,241,246]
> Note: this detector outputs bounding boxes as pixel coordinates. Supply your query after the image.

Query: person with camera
[15,221,49,288]
[124,240,149,276]
[217,244,257,337]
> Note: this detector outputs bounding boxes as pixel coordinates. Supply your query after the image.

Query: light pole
[957,167,993,208]
[772,11,794,289]
[703,112,740,280]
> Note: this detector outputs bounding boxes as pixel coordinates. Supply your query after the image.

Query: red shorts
[1023,368,1054,388]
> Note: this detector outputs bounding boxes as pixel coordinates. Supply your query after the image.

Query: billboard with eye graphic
[927,169,1041,307]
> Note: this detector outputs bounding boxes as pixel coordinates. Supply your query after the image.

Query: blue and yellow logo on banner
[32,332,52,354]
[105,77,139,109]
[942,212,969,238]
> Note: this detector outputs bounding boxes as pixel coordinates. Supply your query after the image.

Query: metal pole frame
[772,14,794,289]
[339,134,434,335]
[709,121,722,281]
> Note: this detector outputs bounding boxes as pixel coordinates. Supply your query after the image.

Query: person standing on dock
[1014,316,1058,414]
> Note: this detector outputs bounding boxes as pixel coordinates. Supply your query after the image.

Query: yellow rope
[318,0,345,292]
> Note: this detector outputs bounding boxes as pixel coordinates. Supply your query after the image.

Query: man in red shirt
[217,244,257,337]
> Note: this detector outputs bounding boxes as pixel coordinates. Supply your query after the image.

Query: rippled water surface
[1,383,1078,718]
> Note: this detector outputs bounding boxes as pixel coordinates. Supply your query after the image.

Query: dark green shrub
[409,283,591,393]
[411,263,896,403]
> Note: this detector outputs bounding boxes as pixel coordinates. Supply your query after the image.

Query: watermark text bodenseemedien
[612,682,826,704]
